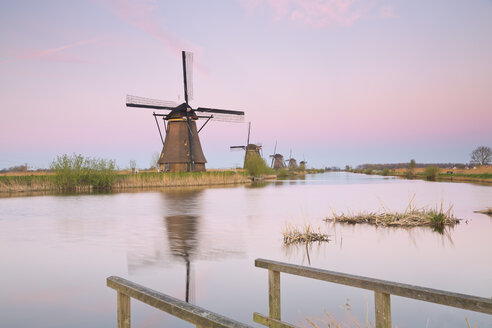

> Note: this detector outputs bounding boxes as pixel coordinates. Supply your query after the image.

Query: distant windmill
[299,157,307,171]
[126,51,245,172]
[286,149,298,170]
[269,141,286,170]
[230,122,262,166]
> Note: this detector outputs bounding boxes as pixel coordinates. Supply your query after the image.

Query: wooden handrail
[107,276,254,328]
[255,258,492,314]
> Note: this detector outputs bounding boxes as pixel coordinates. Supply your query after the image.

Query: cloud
[379,5,397,19]
[1,37,102,64]
[96,0,195,54]
[240,0,392,27]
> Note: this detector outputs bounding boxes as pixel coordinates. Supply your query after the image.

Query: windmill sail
[182,51,193,102]
[126,95,177,110]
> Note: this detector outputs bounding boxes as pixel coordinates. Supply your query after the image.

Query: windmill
[286,149,298,170]
[126,51,245,172]
[230,122,262,167]
[269,141,286,170]
[299,155,307,171]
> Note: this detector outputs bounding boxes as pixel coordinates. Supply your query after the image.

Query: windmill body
[269,141,286,170]
[126,51,244,172]
[271,154,286,170]
[286,149,297,170]
[299,160,307,171]
[230,122,262,167]
[287,158,298,170]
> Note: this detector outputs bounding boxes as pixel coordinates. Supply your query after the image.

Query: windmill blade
[195,107,245,123]
[126,95,177,110]
[182,51,193,102]
[271,141,277,167]
[247,122,251,146]
[230,146,246,152]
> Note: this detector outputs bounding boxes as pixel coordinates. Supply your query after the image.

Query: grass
[113,171,249,189]
[325,199,460,233]
[474,207,492,216]
[282,223,330,245]
[0,167,249,194]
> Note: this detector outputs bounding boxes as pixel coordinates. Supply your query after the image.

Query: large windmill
[126,51,245,172]
[269,141,286,170]
[230,122,262,167]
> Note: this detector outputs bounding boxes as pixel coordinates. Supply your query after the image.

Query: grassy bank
[0,170,250,194]
[113,171,249,189]
[350,165,492,184]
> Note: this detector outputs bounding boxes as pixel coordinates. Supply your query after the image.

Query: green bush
[50,153,117,190]
[423,166,440,181]
[381,168,390,176]
[277,168,289,177]
[244,156,272,177]
[364,169,373,175]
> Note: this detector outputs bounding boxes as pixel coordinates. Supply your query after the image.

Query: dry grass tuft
[282,223,330,245]
[325,199,460,232]
[474,207,492,216]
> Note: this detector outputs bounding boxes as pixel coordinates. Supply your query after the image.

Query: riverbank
[351,166,492,184]
[0,170,251,195]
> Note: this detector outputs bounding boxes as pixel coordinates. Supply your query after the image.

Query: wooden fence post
[268,270,281,321]
[374,291,391,328]
[117,291,131,328]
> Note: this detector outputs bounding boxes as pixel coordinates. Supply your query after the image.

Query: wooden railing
[106,276,254,328]
[253,258,492,328]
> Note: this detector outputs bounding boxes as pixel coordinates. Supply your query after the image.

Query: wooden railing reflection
[253,258,492,328]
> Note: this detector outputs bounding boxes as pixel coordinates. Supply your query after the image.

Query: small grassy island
[325,202,460,233]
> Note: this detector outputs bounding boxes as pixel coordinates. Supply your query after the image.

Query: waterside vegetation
[325,200,460,233]
[282,223,330,245]
[347,163,491,184]
[0,154,251,194]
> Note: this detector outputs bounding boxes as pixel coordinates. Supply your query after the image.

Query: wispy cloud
[96,0,196,54]
[2,37,101,64]
[240,0,395,27]
[379,5,397,19]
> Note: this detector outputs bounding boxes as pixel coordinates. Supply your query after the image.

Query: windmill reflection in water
[164,189,202,303]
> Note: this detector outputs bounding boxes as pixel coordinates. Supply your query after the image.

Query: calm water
[1,173,491,328]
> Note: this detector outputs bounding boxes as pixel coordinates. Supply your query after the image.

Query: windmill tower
[126,51,245,172]
[286,149,298,170]
[269,141,286,170]
[230,122,262,167]
[299,160,307,171]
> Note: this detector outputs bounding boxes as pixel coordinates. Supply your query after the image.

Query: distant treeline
[0,165,49,174]
[355,163,468,170]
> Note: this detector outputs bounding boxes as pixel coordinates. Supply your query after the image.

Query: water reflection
[165,215,198,303]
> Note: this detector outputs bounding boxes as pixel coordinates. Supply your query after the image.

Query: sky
[1,0,491,170]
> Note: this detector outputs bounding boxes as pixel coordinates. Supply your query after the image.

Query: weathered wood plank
[374,292,391,328]
[269,270,281,320]
[253,312,298,328]
[255,259,492,315]
[117,291,131,328]
[107,276,254,328]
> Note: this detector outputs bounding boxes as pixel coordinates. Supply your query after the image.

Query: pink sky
[1,0,491,169]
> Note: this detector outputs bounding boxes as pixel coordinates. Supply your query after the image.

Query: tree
[150,152,160,170]
[129,160,137,173]
[406,159,416,178]
[470,146,492,166]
